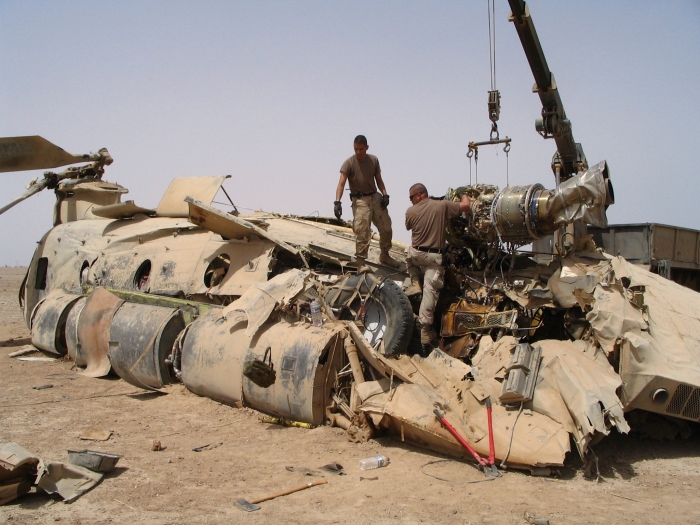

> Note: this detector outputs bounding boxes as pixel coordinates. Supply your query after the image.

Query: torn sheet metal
[358,349,571,468]
[532,339,629,454]
[36,460,102,503]
[0,443,40,484]
[586,282,647,355]
[67,450,122,473]
[547,257,609,309]
[472,334,628,455]
[608,257,700,420]
[546,161,610,228]
[0,443,36,505]
[186,197,299,255]
[181,312,345,425]
[76,287,124,377]
[261,215,407,272]
[155,176,228,218]
[29,291,82,355]
[202,242,275,296]
[346,321,412,383]
[359,380,570,468]
[221,269,309,336]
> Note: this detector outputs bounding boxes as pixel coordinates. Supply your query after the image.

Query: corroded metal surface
[65,296,87,365]
[76,287,124,377]
[108,303,185,390]
[181,309,345,425]
[29,291,82,355]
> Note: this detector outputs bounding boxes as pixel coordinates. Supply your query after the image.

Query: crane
[507,0,588,185]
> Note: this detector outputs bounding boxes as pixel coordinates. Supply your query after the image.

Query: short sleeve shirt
[340,154,380,194]
[405,198,461,248]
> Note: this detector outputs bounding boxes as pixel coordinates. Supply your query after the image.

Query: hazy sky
[2,1,699,266]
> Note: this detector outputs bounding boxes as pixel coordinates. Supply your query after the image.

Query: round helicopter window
[134,260,152,291]
[204,253,231,288]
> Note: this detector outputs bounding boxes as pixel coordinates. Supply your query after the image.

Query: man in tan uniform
[335,135,399,271]
[405,183,471,346]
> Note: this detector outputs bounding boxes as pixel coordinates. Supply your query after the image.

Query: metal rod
[469,137,511,148]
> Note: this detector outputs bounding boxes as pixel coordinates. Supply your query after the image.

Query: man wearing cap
[405,183,471,346]
[334,135,400,271]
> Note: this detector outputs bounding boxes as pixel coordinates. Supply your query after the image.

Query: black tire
[331,274,414,356]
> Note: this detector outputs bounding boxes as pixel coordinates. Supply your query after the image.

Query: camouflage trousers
[405,246,444,326]
[351,193,393,261]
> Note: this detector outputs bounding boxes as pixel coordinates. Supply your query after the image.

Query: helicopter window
[204,253,231,288]
[80,261,90,286]
[35,257,48,290]
[134,260,152,291]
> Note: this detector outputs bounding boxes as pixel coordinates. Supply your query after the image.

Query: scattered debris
[0,443,39,505]
[285,462,345,477]
[79,429,112,442]
[609,492,644,504]
[31,384,53,390]
[67,450,122,473]
[524,513,550,525]
[7,345,38,357]
[36,460,103,503]
[262,417,313,429]
[191,442,222,452]
[358,455,390,471]
[114,498,137,511]
[17,357,57,362]
[0,443,103,505]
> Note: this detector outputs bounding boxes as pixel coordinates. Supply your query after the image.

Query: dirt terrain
[1,267,699,525]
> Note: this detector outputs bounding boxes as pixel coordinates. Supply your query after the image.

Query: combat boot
[405,276,422,296]
[379,252,401,269]
[355,257,372,274]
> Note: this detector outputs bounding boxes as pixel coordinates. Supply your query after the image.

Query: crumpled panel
[546,161,610,227]
[587,283,647,354]
[221,268,309,336]
[533,339,629,456]
[76,287,124,377]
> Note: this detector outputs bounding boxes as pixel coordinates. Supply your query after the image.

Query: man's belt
[350,191,376,198]
[413,246,444,254]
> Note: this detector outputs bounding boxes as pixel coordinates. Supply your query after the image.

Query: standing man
[334,135,400,271]
[405,183,471,346]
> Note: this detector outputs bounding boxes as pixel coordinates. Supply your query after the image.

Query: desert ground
[1,266,699,525]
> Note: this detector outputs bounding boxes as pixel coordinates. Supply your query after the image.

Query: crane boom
[507,0,587,183]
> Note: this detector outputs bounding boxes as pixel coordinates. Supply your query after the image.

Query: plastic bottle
[310,300,323,327]
[358,455,390,470]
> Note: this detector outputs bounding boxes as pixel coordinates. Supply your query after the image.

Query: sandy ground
[1,266,700,525]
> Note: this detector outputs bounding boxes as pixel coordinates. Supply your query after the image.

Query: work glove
[380,194,390,210]
[334,200,342,220]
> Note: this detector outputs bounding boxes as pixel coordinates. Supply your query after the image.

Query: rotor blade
[0,136,91,173]
[0,179,50,216]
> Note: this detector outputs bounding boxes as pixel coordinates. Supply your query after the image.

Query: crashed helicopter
[2,0,700,474]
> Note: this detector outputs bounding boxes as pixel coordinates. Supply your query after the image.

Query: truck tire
[331,274,414,356]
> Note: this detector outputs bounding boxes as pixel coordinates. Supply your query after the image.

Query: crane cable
[488,0,497,92]
[488,0,511,186]
[468,0,511,187]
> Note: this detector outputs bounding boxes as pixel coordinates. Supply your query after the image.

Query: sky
[1,1,699,266]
